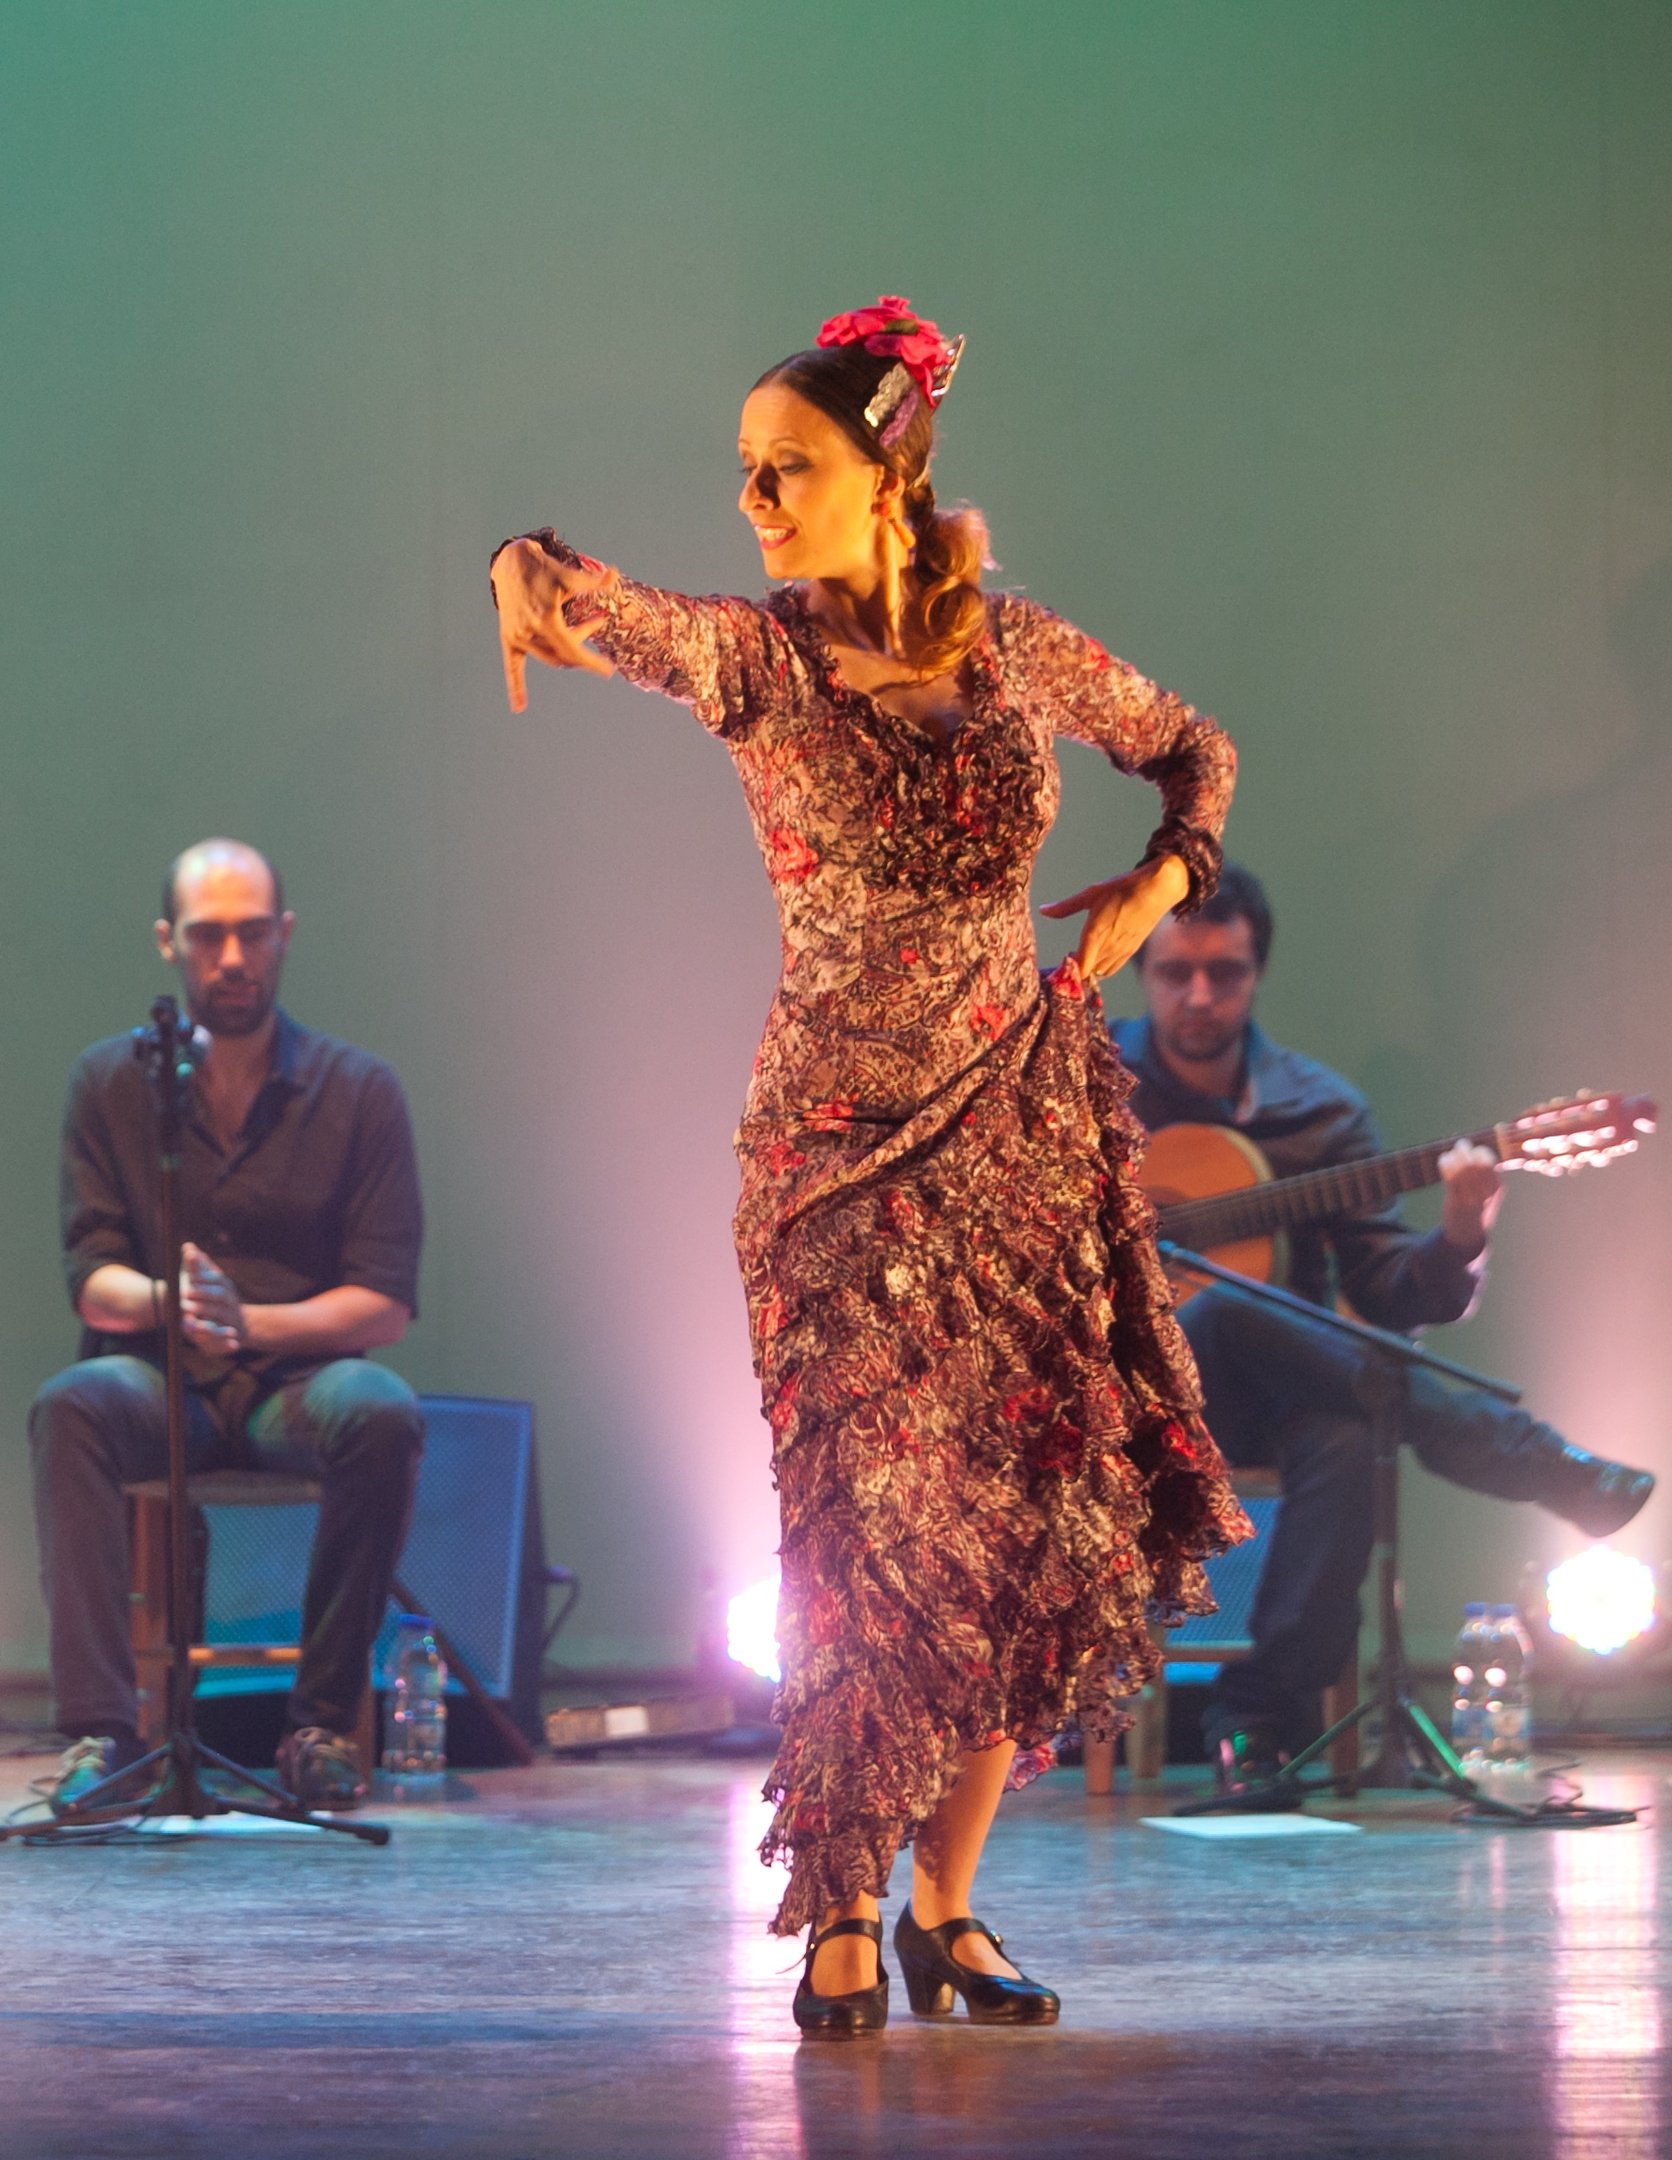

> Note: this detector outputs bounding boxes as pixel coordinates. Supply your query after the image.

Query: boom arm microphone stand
[4,996,389,1848]
[1156,1240,1523,1819]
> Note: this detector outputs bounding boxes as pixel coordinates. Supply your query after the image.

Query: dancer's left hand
[1041,856,1190,980]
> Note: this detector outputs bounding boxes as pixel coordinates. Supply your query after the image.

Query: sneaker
[46,1732,150,1814]
[1212,1723,1290,1798]
[275,1726,367,1811]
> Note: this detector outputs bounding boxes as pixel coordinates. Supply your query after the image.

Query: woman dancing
[491,298,1248,2037]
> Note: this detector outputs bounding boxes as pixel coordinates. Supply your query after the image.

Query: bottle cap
[1463,1601,1487,1615]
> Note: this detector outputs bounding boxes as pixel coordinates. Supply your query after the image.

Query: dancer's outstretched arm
[490,531,789,738]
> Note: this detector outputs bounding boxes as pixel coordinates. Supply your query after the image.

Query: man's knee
[29,1357,162,1469]
[308,1363,425,1468]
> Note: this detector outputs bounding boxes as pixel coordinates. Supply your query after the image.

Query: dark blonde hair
[756,343,988,678]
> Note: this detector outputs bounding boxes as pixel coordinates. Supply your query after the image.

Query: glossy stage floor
[1,1746,1667,2159]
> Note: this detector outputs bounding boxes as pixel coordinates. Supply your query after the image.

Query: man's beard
[194,980,277,1038]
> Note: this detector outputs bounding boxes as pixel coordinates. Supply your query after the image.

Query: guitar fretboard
[1156,1124,1499,1249]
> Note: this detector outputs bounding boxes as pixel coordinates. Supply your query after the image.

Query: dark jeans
[1181,1287,1563,1755]
[30,1355,423,1738]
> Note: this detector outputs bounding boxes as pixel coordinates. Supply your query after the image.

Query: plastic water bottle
[1481,1603,1534,1774]
[1449,1602,1491,1770]
[383,1614,447,1782]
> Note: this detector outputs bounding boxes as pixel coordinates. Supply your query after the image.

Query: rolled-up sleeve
[337,1064,423,1315]
[60,1057,141,1310]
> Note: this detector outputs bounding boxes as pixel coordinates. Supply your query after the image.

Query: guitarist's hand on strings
[1438,1140,1503,1256]
[1041,855,1190,981]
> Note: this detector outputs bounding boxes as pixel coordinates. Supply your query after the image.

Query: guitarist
[1112,863,1655,1792]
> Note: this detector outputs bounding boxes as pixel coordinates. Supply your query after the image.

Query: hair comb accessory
[865,364,919,446]
[817,296,966,432]
[928,333,964,407]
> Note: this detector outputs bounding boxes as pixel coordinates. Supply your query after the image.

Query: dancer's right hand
[490,538,618,711]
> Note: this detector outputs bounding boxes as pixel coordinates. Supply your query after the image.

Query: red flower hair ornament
[815,295,965,450]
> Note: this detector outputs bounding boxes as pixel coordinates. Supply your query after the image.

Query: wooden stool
[1083,1467,1360,1793]
[125,1471,377,1773]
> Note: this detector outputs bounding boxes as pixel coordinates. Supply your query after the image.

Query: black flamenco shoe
[893,1904,1060,2025]
[792,1916,890,2040]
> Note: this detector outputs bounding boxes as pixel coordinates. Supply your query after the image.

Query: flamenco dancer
[491,298,1249,2037]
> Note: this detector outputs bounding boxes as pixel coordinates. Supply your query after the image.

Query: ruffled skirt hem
[738,961,1250,1936]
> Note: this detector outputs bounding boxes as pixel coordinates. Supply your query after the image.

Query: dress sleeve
[994,592,1235,909]
[499,530,786,740]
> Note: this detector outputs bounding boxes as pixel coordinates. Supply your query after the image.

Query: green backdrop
[1,1,1666,1678]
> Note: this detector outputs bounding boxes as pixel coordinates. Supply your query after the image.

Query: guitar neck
[1157,1124,1500,1250]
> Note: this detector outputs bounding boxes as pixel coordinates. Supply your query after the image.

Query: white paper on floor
[1140,1813,1363,1839]
[136,1814,333,1836]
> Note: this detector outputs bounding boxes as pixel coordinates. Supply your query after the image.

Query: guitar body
[1139,1123,1290,1304]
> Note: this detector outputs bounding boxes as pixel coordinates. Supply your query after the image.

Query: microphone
[132,995,211,1079]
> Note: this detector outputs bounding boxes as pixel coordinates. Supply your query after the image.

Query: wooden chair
[125,1471,377,1772]
[1083,1467,1360,1792]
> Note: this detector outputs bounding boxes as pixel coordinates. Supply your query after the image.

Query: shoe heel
[901,1958,956,2018]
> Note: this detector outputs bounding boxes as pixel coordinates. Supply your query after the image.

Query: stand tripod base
[2,1730,391,1847]
[1174,1688,1475,1818]
[1350,1693,1473,1796]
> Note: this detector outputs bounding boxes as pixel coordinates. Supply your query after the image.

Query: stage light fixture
[1544,1546,1657,1658]
[727,1569,781,1684]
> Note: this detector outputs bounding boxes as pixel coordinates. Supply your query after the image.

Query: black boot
[1517,1434,1655,1539]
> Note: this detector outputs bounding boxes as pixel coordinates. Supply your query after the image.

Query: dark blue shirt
[60,1007,422,1383]
[1110,1015,1482,1331]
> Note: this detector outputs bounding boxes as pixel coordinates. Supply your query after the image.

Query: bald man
[31,840,424,1812]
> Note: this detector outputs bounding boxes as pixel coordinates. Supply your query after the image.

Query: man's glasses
[1146,959,1257,993]
[178,918,281,955]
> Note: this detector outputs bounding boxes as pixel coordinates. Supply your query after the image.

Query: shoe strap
[808,1916,883,1950]
[923,1914,1005,1954]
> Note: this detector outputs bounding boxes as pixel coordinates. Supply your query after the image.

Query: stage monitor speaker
[195,1392,549,1758]
[1165,1492,1282,1656]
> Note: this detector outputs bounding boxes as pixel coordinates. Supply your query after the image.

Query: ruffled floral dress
[530,536,1250,1933]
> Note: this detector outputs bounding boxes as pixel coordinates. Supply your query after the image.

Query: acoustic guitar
[1141,1091,1657,1303]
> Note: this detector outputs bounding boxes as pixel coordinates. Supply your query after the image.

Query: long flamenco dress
[531,536,1250,1934]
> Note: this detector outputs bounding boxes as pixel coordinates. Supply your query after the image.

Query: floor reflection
[1550,1818,1663,2159]
[726,1775,805,2160]
[0,1749,1666,2157]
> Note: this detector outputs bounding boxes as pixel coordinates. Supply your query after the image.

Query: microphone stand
[1156,1241,1523,1819]
[4,996,389,1847]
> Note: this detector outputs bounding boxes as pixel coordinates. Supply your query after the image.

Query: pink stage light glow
[1545,1546,1658,1657]
[727,1569,782,1683]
